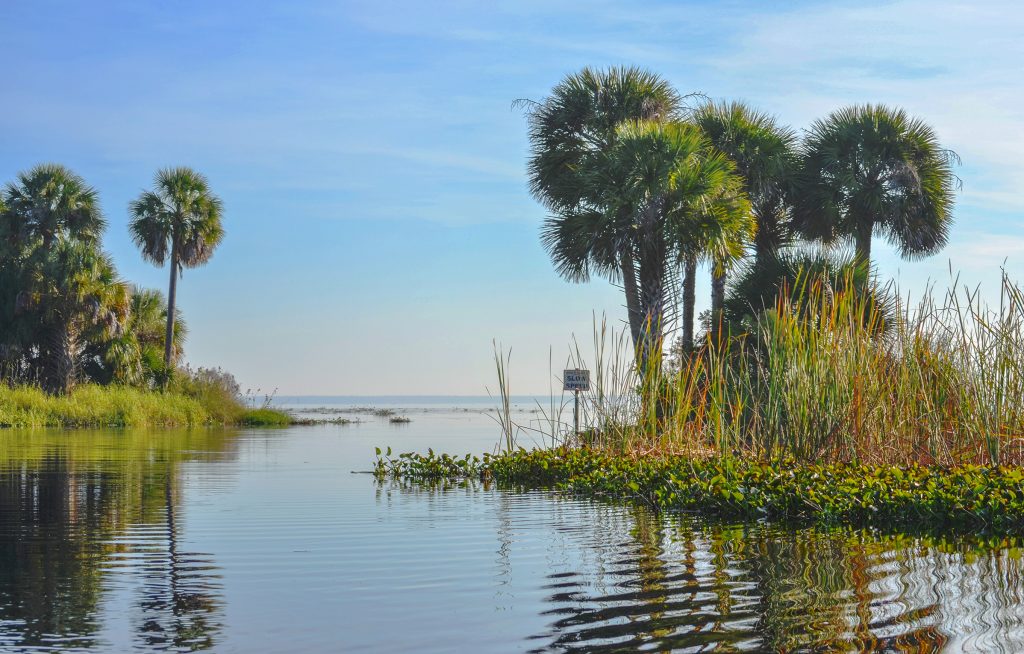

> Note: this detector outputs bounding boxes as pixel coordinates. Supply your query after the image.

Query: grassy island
[372,69,1024,539]
[0,164,293,428]
[376,270,1024,538]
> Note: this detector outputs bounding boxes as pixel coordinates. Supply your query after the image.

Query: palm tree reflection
[0,430,232,651]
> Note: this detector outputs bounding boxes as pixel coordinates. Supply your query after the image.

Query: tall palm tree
[795,104,956,265]
[527,66,682,362]
[129,168,224,374]
[693,101,798,344]
[595,121,752,360]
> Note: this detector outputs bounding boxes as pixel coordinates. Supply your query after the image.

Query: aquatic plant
[374,446,1024,536]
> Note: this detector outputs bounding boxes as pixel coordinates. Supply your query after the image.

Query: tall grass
[0,380,293,428]
[488,341,517,451]
[0,384,212,428]
[499,272,1024,466]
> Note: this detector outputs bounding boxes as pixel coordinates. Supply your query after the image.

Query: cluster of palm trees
[526,67,957,370]
[0,164,224,394]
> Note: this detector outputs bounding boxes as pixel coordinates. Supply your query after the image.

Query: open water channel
[1,397,1022,652]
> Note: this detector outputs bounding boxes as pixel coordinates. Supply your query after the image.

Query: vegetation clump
[0,367,291,428]
[375,447,1024,536]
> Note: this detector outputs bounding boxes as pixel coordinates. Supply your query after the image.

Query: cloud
[699,0,1024,213]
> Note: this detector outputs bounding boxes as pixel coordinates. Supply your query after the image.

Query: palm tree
[87,288,187,386]
[129,168,224,374]
[693,102,798,344]
[1,165,122,393]
[526,66,681,361]
[594,121,752,360]
[795,104,957,265]
[27,241,130,393]
[1,164,106,249]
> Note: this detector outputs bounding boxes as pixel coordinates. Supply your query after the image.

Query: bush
[169,365,245,423]
[239,408,292,426]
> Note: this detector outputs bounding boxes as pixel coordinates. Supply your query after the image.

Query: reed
[488,341,516,452]
[498,271,1024,466]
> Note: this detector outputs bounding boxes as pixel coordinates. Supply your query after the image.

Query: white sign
[563,369,590,392]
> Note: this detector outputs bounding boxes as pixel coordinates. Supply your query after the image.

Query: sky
[2,0,1023,395]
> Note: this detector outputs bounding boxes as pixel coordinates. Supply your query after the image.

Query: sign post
[563,369,591,435]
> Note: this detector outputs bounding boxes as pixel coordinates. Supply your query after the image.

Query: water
[1,398,1024,652]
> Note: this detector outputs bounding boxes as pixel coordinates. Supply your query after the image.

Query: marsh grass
[239,408,293,426]
[0,383,293,428]
[0,384,211,428]
[498,272,1024,466]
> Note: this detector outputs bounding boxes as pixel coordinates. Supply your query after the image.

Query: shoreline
[0,384,292,429]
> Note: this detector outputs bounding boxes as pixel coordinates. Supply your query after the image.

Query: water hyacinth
[374,447,1024,536]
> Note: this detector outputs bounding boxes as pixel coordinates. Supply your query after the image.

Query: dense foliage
[527,67,958,361]
[0,164,224,397]
[0,165,133,393]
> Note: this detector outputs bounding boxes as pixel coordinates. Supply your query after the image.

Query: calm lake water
[2,397,1024,652]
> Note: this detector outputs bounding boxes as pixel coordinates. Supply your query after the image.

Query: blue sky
[2,0,1023,394]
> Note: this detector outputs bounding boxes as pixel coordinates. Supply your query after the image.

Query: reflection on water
[1,415,1024,652]
[378,477,1024,653]
[0,430,234,652]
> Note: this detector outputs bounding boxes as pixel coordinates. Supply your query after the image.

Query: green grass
[0,384,292,428]
[239,407,292,426]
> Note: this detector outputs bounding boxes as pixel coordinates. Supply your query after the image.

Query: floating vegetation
[288,417,358,426]
[388,416,412,424]
[374,447,1024,536]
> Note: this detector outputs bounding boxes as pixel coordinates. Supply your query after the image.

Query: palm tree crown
[795,104,956,264]
[129,167,224,268]
[2,163,106,249]
[692,101,797,262]
[528,66,682,217]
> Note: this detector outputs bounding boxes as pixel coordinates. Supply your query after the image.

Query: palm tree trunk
[50,323,77,395]
[620,249,643,354]
[681,256,697,351]
[637,256,665,376]
[855,223,872,266]
[710,268,726,347]
[164,237,179,374]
